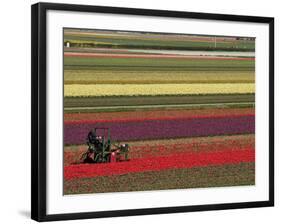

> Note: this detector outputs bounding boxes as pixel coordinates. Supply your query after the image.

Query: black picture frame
[31,2,274,222]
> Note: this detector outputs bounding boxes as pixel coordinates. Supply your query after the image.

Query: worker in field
[87,130,103,149]
[83,130,97,163]
[87,130,96,145]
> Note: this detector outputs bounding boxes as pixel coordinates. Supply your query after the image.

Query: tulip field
[63,29,255,194]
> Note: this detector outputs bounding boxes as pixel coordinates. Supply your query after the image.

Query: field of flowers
[63,29,256,194]
[63,108,255,194]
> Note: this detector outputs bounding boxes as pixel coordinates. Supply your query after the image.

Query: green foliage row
[64,40,254,52]
[64,56,255,71]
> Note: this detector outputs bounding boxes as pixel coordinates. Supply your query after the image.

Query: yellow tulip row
[64,83,255,97]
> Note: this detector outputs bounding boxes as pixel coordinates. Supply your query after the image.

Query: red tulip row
[63,135,254,166]
[64,108,254,122]
[64,148,254,180]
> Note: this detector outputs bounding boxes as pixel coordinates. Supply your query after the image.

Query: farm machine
[81,128,129,163]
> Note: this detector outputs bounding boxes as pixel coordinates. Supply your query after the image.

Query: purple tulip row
[64,115,255,145]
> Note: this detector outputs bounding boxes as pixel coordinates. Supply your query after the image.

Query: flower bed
[64,115,255,145]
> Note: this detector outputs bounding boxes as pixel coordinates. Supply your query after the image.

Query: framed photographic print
[31,2,274,222]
